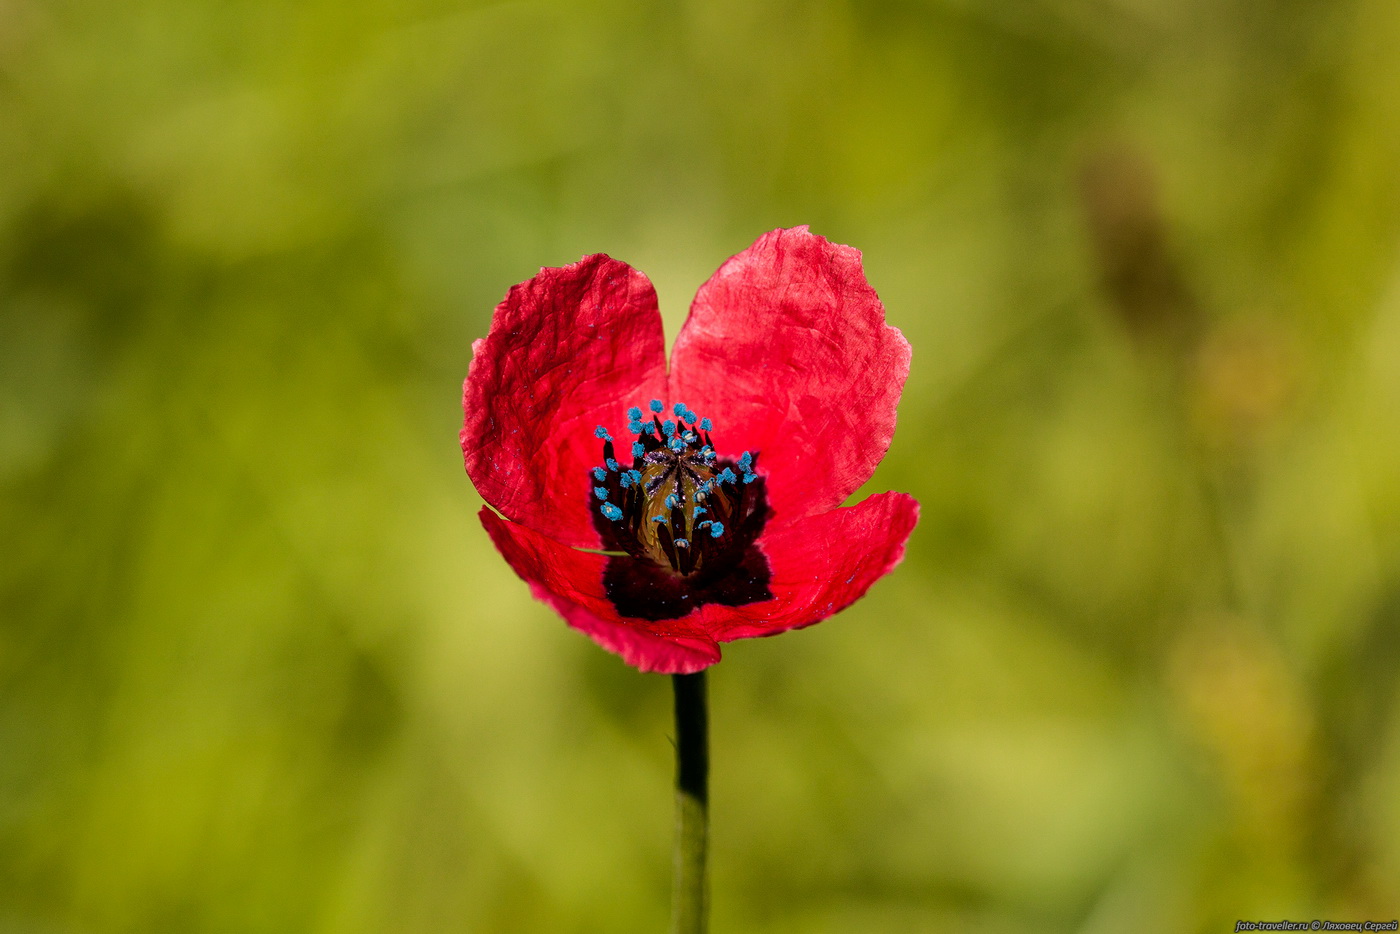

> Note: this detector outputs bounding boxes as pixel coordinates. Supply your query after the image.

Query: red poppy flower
[462,227,919,674]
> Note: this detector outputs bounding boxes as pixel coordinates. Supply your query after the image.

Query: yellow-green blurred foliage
[3,0,1400,930]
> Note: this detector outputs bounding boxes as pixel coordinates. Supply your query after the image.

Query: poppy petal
[463,255,668,548]
[480,507,722,674]
[697,491,919,642]
[669,227,911,524]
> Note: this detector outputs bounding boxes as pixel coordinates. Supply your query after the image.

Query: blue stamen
[632,441,645,458]
[682,431,697,443]
[668,438,686,453]
[600,503,622,521]
[709,522,724,538]
[592,467,606,481]
[683,409,698,424]
[673,538,689,549]
[606,458,619,471]
[672,402,686,416]
[649,399,664,413]
[620,472,633,488]
[719,467,737,485]
[652,515,667,523]
[665,493,679,509]
[692,506,707,518]
[743,471,757,484]
[593,487,609,500]
[738,451,752,471]
[627,406,643,421]
[662,420,676,437]
[594,425,611,441]
[628,469,642,484]
[700,418,712,432]
[627,420,645,434]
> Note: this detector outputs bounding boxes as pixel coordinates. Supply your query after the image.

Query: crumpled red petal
[697,491,920,642]
[480,507,722,674]
[480,489,917,671]
[463,255,668,548]
[669,227,912,525]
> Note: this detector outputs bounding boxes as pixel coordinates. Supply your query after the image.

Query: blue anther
[594,486,609,501]
[632,441,645,458]
[719,467,737,485]
[743,471,757,484]
[673,402,686,416]
[699,446,713,458]
[606,458,619,471]
[592,467,606,482]
[627,420,644,434]
[668,438,686,453]
[619,472,633,489]
[738,451,752,470]
[600,503,623,521]
[594,425,611,441]
[628,469,642,484]
[709,522,724,538]
[673,538,689,549]
[700,418,712,432]
[652,515,667,523]
[627,406,642,421]
[661,420,676,437]
[649,399,664,413]
[683,409,698,424]
[692,506,707,518]
[665,493,679,509]
[682,431,697,443]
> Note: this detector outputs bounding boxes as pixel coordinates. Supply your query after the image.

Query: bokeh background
[4,0,1400,930]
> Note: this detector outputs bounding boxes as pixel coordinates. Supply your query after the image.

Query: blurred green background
[4,0,1400,930]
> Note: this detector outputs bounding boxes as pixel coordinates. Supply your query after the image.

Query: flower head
[462,227,919,673]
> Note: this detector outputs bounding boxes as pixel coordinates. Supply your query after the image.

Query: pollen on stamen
[593,400,758,576]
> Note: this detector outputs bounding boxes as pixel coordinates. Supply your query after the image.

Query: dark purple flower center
[592,400,761,577]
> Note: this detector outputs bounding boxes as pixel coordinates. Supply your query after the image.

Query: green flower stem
[671,671,709,934]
